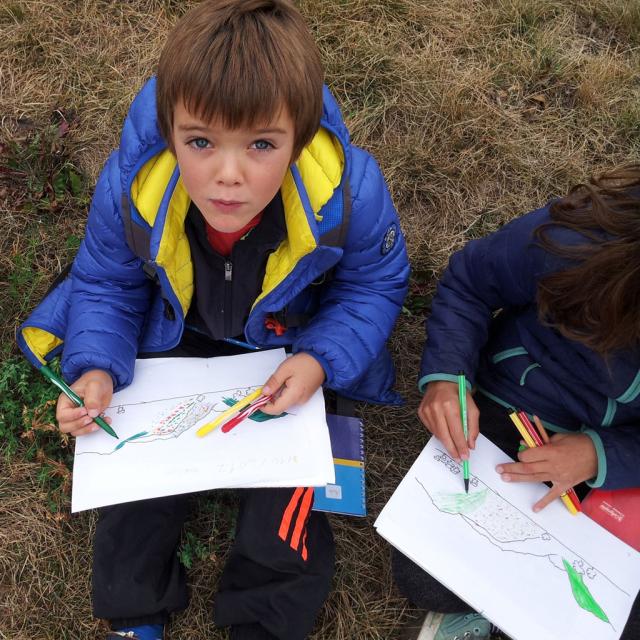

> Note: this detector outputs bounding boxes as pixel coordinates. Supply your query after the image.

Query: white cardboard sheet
[375,435,640,640]
[72,349,334,512]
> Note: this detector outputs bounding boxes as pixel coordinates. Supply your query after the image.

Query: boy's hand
[261,353,326,416]
[496,433,597,512]
[418,380,480,463]
[56,369,114,437]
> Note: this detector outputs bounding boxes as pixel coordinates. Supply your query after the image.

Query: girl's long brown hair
[535,164,640,354]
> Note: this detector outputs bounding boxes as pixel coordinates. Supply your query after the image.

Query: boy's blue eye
[190,138,210,149]
[252,139,273,151]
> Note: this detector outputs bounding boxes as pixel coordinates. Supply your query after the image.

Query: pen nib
[464,478,469,493]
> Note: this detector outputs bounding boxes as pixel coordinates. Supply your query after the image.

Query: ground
[1,1,639,638]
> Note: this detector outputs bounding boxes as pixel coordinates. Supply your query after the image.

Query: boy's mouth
[210,199,244,212]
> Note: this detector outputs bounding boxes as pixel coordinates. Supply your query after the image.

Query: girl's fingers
[516,446,550,463]
[497,460,549,476]
[467,397,480,449]
[500,471,550,483]
[428,407,461,461]
[533,486,563,512]
[444,403,469,460]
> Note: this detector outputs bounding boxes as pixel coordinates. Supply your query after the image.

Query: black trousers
[392,393,640,640]
[92,333,335,639]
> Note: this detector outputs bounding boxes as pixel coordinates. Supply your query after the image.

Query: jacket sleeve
[293,149,409,391]
[419,207,556,391]
[62,152,152,388]
[583,424,640,490]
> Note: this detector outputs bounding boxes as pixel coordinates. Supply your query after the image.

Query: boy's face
[172,102,296,233]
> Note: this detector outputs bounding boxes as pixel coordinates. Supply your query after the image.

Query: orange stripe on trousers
[290,487,314,553]
[301,528,308,561]
[278,487,305,541]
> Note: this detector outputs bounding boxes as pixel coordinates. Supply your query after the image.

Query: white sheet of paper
[72,349,334,512]
[375,435,640,640]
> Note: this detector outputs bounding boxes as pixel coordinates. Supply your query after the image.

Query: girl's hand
[496,432,597,512]
[418,380,480,463]
[260,353,326,416]
[56,369,114,437]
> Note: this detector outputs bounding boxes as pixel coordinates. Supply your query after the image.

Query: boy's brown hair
[156,0,324,161]
[535,164,640,354]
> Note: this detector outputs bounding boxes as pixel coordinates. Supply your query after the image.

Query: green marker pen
[39,365,119,439]
[457,371,470,493]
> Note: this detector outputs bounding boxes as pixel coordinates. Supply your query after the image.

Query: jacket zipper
[224,259,233,337]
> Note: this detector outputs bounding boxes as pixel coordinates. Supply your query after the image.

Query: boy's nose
[215,154,242,185]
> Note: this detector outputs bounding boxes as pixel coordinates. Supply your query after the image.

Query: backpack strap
[272,177,351,330]
[121,193,152,262]
[318,177,351,250]
[120,192,176,318]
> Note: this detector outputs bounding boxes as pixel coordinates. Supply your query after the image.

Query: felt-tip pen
[39,365,119,439]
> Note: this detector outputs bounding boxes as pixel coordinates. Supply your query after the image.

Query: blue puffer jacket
[18,78,409,404]
[420,205,640,489]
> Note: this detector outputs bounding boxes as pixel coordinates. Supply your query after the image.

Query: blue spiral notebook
[312,413,366,517]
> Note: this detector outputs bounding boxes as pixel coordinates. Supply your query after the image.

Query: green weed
[178,531,209,570]
[0,357,72,512]
[3,123,88,215]
[7,234,46,320]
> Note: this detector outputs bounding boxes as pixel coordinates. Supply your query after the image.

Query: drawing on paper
[78,386,284,456]
[420,448,627,626]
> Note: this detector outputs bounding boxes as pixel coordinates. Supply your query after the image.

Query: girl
[395,166,640,640]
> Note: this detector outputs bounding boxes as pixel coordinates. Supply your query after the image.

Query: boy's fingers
[57,403,87,421]
[262,369,287,397]
[70,423,100,437]
[260,384,291,415]
[261,392,292,415]
[57,392,83,414]
[83,380,109,416]
[60,413,98,434]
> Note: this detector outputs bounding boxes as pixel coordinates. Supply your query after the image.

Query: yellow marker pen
[196,387,263,437]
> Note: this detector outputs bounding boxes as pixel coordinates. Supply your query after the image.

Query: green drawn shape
[562,558,609,623]
[432,488,488,514]
[114,431,149,451]
[222,397,287,422]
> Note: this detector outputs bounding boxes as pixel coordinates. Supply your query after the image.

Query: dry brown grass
[1,0,639,638]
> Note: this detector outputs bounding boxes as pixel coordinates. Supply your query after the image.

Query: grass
[1,0,639,638]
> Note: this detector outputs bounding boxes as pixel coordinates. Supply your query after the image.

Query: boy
[17,1,409,639]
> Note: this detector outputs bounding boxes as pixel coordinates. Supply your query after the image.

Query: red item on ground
[582,488,640,551]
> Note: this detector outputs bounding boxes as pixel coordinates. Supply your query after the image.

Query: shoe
[106,624,164,640]
[406,612,498,640]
